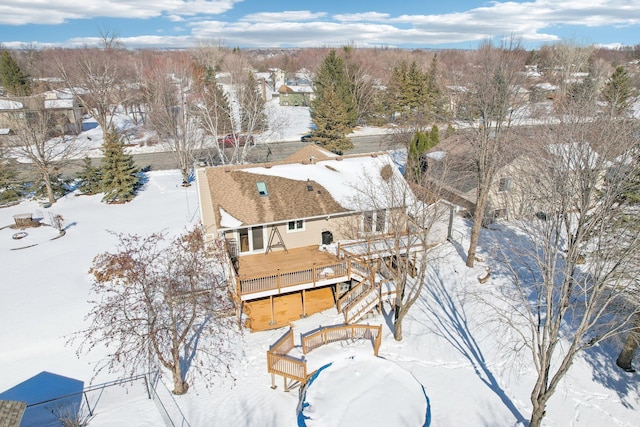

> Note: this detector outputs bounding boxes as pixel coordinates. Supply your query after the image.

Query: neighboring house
[423,130,608,222]
[278,84,314,107]
[422,129,536,221]
[196,145,423,331]
[0,92,83,135]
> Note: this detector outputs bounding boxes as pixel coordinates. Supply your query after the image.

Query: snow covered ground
[1,99,640,426]
[1,169,639,426]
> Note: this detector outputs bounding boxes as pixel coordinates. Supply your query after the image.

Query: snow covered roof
[0,100,24,110]
[534,82,558,91]
[44,99,75,109]
[202,145,412,229]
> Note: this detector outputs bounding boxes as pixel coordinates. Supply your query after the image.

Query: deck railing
[266,329,307,391]
[336,278,372,313]
[338,233,425,260]
[301,324,382,356]
[267,325,383,392]
[237,258,366,298]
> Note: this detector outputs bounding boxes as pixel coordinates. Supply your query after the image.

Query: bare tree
[143,53,204,185]
[6,103,82,204]
[538,41,595,101]
[55,33,136,140]
[77,226,240,395]
[459,38,530,268]
[481,106,640,427]
[341,159,450,340]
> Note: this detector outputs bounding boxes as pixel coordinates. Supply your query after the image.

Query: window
[256,182,268,197]
[363,210,386,233]
[288,220,304,231]
[498,177,513,192]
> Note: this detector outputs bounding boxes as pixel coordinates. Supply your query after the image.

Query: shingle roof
[203,146,407,229]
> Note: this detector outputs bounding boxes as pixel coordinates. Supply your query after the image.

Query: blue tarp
[0,371,84,427]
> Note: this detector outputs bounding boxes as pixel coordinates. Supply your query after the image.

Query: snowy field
[1,100,640,426]
[1,169,639,426]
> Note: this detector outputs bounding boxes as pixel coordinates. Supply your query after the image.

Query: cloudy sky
[0,0,639,49]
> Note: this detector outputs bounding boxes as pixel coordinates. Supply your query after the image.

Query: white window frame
[287,219,304,232]
[362,209,387,234]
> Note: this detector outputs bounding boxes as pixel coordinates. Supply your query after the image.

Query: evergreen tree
[0,158,23,204]
[425,55,446,120]
[0,51,31,96]
[430,124,440,146]
[101,129,140,203]
[311,87,354,154]
[602,66,635,116]
[33,174,68,200]
[239,72,268,133]
[312,50,357,128]
[76,156,103,195]
[407,126,440,183]
[385,59,443,125]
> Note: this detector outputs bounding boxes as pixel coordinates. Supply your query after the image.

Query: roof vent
[306,179,314,192]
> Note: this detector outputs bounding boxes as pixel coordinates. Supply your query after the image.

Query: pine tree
[312,87,354,154]
[312,50,357,128]
[602,66,635,116]
[76,156,103,195]
[0,158,23,204]
[0,51,31,96]
[33,174,68,200]
[239,72,268,133]
[101,129,140,203]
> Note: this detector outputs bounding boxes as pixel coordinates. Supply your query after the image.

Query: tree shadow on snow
[482,223,639,407]
[416,266,528,426]
[581,340,639,407]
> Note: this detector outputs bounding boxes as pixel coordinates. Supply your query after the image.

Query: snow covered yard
[0,170,639,426]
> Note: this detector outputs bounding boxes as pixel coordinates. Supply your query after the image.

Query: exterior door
[238,226,265,254]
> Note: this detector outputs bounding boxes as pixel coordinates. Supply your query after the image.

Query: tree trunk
[181,168,191,187]
[466,189,489,268]
[394,305,403,341]
[616,318,639,372]
[171,350,188,394]
[43,173,56,204]
[466,214,482,268]
[529,405,545,427]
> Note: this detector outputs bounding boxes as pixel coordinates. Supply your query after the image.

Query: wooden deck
[235,245,373,301]
[238,246,340,278]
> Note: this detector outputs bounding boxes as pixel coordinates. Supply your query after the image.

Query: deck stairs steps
[338,278,397,324]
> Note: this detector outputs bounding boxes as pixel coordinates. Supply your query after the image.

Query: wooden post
[269,296,276,326]
[301,289,306,318]
[447,204,455,241]
[277,269,281,293]
[312,263,316,287]
[271,372,277,389]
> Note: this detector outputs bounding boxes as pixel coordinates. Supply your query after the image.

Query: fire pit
[12,232,28,240]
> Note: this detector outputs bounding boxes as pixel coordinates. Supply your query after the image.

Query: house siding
[196,168,219,239]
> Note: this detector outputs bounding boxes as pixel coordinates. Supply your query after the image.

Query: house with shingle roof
[278,84,314,107]
[195,144,417,330]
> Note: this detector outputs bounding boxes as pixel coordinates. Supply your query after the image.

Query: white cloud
[0,0,241,25]
[1,1,639,48]
[241,10,327,23]
[333,12,390,22]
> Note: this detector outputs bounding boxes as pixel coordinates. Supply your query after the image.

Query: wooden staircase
[337,278,396,324]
